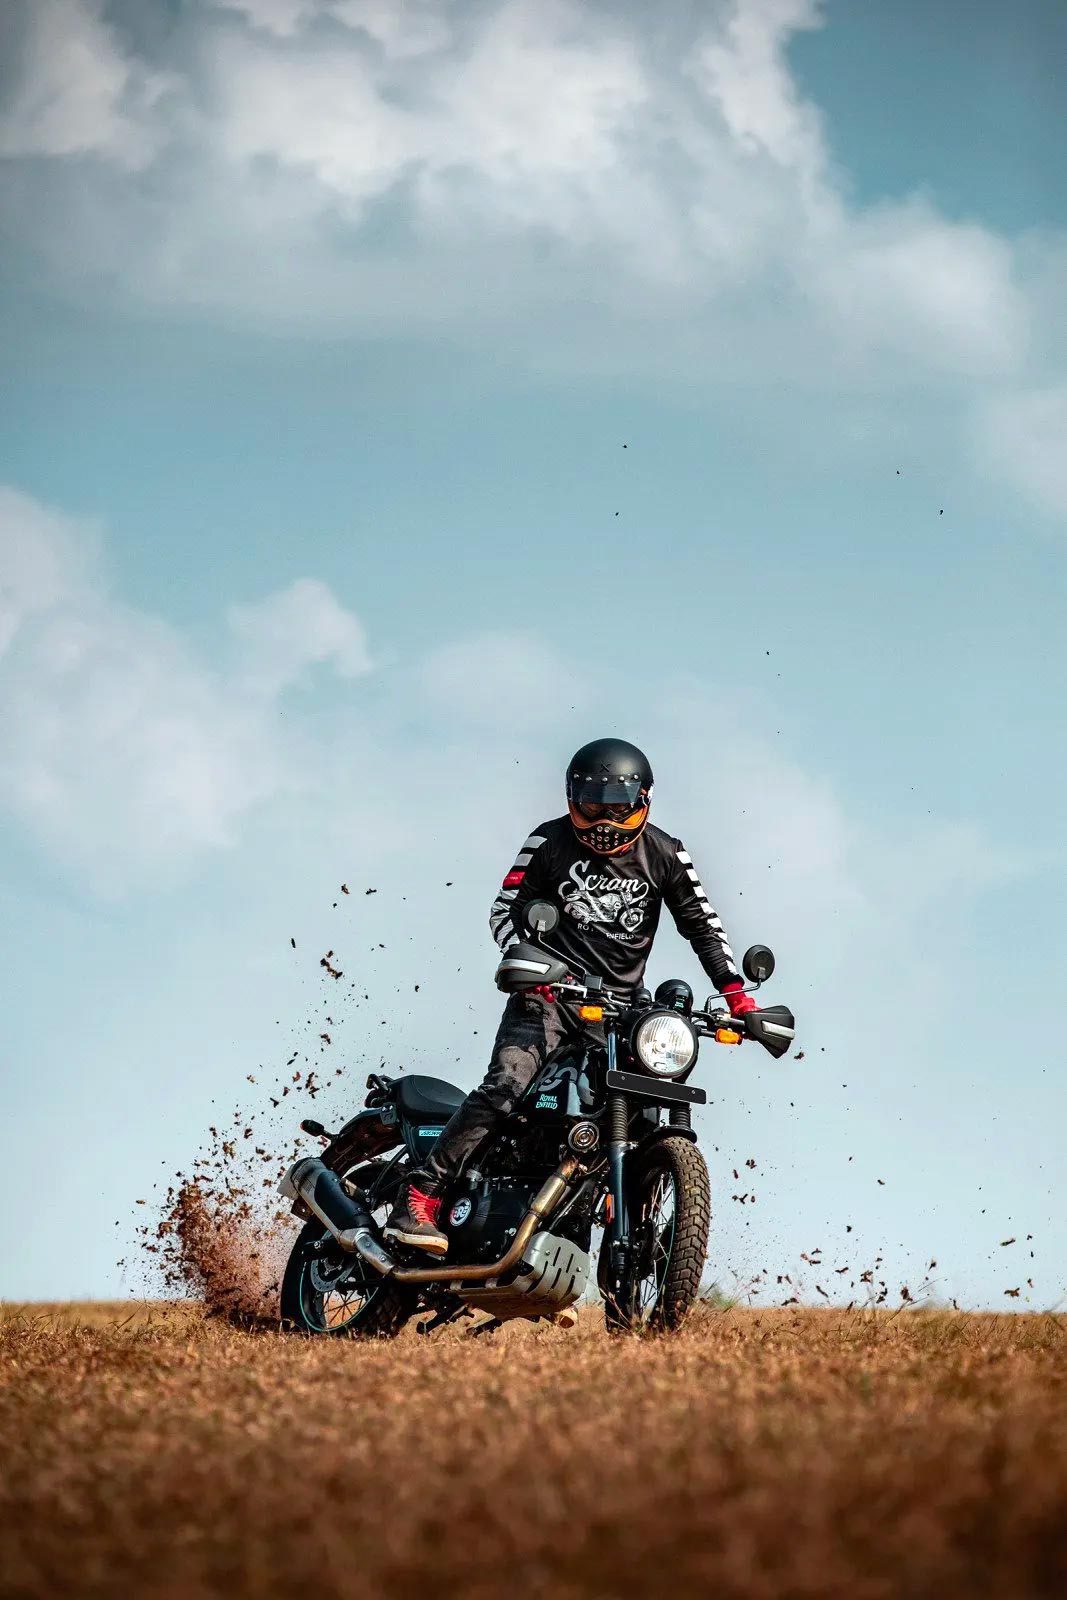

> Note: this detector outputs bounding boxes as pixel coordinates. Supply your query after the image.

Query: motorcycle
[278,900,795,1336]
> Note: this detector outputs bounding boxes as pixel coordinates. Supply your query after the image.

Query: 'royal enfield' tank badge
[449,1197,473,1228]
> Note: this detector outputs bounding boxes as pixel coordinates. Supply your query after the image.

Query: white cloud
[977,385,1067,520]
[229,578,372,692]
[810,205,1027,377]
[0,0,173,167]
[421,629,576,729]
[211,0,452,53]
[209,27,415,206]
[0,487,100,656]
[0,488,372,890]
[332,0,453,59]
[693,0,825,172]
[211,0,320,37]
[0,0,1050,398]
[431,2,648,188]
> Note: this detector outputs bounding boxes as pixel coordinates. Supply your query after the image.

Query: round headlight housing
[632,1011,697,1079]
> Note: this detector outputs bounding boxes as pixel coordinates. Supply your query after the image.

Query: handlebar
[548,978,751,1029]
[494,927,795,1057]
[538,978,795,1057]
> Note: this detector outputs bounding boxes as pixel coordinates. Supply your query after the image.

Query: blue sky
[1,0,1065,1306]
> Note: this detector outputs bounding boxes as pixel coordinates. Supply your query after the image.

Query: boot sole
[383,1225,448,1256]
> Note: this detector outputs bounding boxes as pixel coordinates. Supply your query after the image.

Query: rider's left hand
[722,981,757,1018]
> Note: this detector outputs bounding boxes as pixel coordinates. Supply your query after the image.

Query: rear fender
[324,1105,402,1173]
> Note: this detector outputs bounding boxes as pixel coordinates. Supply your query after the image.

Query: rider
[383,737,755,1254]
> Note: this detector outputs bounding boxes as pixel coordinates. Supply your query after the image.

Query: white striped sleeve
[489,833,548,951]
[667,845,740,986]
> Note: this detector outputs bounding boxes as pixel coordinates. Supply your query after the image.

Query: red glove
[530,984,556,1004]
[722,981,757,1018]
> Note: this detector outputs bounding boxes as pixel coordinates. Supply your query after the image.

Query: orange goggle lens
[570,802,648,832]
[576,801,635,822]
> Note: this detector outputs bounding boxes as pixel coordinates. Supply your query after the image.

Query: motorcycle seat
[395,1074,466,1121]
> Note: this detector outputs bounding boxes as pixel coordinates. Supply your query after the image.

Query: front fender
[629,1122,699,1163]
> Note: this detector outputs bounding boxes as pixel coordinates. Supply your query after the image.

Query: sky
[1,0,1065,1307]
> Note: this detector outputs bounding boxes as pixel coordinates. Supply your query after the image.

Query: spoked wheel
[279,1161,413,1338]
[279,1220,413,1337]
[634,1169,678,1320]
[604,1135,711,1334]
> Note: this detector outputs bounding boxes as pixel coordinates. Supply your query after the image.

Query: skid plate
[460,1230,591,1319]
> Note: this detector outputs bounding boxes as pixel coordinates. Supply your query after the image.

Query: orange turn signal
[715,1027,743,1046]
[578,1004,604,1022]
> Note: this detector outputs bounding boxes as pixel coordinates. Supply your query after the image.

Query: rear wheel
[279,1219,413,1336]
[279,1158,413,1338]
[604,1135,710,1334]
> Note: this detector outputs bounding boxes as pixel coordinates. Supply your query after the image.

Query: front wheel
[604,1135,711,1334]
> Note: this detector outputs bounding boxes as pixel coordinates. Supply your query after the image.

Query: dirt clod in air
[152,1177,291,1329]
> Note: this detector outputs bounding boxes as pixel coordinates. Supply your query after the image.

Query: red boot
[383,1181,448,1255]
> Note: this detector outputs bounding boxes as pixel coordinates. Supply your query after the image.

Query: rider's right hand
[722,980,757,1019]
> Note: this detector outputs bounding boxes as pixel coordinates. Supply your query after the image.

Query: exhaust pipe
[280,1156,396,1272]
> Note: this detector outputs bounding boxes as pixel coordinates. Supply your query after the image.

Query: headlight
[632,1011,697,1078]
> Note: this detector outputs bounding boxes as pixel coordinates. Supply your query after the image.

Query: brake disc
[309,1255,348,1293]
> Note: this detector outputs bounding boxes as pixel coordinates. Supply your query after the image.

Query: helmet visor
[569,773,646,811]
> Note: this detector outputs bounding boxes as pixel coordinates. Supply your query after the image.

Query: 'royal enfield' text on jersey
[489,817,741,993]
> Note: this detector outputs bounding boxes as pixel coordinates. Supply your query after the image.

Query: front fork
[605,1030,631,1301]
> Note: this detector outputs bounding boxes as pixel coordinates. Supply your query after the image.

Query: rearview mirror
[525,900,559,936]
[742,944,775,984]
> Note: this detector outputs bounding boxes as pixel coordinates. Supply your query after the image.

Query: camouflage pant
[422,991,600,1187]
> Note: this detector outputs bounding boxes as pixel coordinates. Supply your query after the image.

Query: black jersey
[489,816,741,993]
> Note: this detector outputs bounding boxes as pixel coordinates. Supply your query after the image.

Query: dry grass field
[2,1300,1066,1600]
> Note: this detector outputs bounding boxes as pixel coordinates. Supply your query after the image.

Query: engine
[444,1171,595,1261]
[434,1158,599,1324]
[443,1174,538,1263]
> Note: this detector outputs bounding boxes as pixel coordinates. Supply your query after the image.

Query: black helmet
[566,738,654,856]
